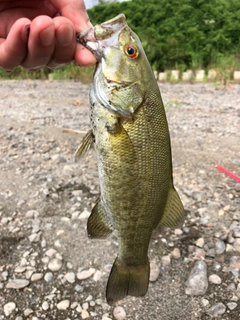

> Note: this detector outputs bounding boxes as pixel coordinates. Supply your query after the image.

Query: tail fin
[106,257,150,305]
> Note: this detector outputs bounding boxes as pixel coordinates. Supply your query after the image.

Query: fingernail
[21,24,30,42]
[39,25,55,47]
[57,24,74,47]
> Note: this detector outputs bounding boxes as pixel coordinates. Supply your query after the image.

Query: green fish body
[76,14,184,305]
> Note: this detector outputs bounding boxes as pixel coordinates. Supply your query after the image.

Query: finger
[47,17,76,69]
[50,0,92,31]
[21,16,55,70]
[74,43,97,67]
[0,18,30,71]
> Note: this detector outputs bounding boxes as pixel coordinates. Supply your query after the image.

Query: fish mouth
[76,14,127,61]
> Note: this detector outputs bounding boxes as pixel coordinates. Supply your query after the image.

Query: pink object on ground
[216,165,240,183]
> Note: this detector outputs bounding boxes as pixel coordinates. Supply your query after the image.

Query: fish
[75,14,184,305]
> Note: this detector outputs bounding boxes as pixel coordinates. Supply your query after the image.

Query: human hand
[0,0,96,71]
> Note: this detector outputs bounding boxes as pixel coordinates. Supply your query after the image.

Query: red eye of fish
[125,44,138,59]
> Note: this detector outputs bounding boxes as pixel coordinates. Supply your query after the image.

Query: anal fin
[159,187,185,228]
[87,198,114,238]
[74,130,94,161]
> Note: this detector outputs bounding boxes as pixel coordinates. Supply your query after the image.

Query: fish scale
[75,14,184,305]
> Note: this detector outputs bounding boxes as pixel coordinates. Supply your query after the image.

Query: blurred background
[0,0,239,82]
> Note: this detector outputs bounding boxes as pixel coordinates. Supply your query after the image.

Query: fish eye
[125,44,138,59]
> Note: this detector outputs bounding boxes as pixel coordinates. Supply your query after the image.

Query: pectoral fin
[159,187,184,228]
[87,198,114,238]
[74,130,94,161]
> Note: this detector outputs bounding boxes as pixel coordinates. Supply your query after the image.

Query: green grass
[0,54,239,83]
[0,63,95,84]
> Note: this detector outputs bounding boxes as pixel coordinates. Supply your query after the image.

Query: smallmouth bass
[76,14,184,305]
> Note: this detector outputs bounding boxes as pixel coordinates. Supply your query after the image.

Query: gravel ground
[0,80,240,320]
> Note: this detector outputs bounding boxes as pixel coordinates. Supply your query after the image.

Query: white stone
[209,274,222,284]
[65,272,75,283]
[79,209,91,220]
[42,301,49,311]
[48,258,62,272]
[81,309,90,319]
[45,248,57,257]
[4,302,16,316]
[195,238,204,247]
[227,302,237,310]
[149,261,160,282]
[195,70,205,81]
[102,315,112,320]
[161,255,171,266]
[24,308,33,316]
[93,270,102,282]
[233,71,240,80]
[57,300,70,310]
[171,248,181,259]
[28,233,40,243]
[77,268,95,280]
[171,70,179,81]
[15,265,26,273]
[31,273,43,282]
[82,302,89,310]
[158,72,167,81]
[113,306,126,320]
[185,261,208,295]
[6,279,29,289]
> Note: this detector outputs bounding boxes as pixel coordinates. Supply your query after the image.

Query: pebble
[44,272,53,282]
[102,315,112,320]
[4,302,16,316]
[229,256,240,270]
[31,273,43,281]
[209,274,222,284]
[215,239,226,255]
[6,279,29,289]
[232,226,240,238]
[227,302,237,310]
[57,300,70,310]
[28,233,41,243]
[185,261,208,295]
[77,268,95,280]
[42,301,49,311]
[207,302,226,317]
[48,258,62,272]
[81,309,90,319]
[82,302,89,310]
[161,255,171,266]
[171,248,181,259]
[79,209,91,220]
[195,238,204,247]
[24,308,33,316]
[149,261,160,282]
[15,265,26,273]
[45,248,57,257]
[65,272,75,283]
[93,270,102,282]
[201,298,209,307]
[113,306,126,320]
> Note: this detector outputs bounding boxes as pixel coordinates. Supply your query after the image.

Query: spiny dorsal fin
[87,198,114,239]
[74,130,94,161]
[159,187,185,228]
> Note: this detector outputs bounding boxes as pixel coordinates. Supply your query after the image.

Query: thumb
[50,0,92,32]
